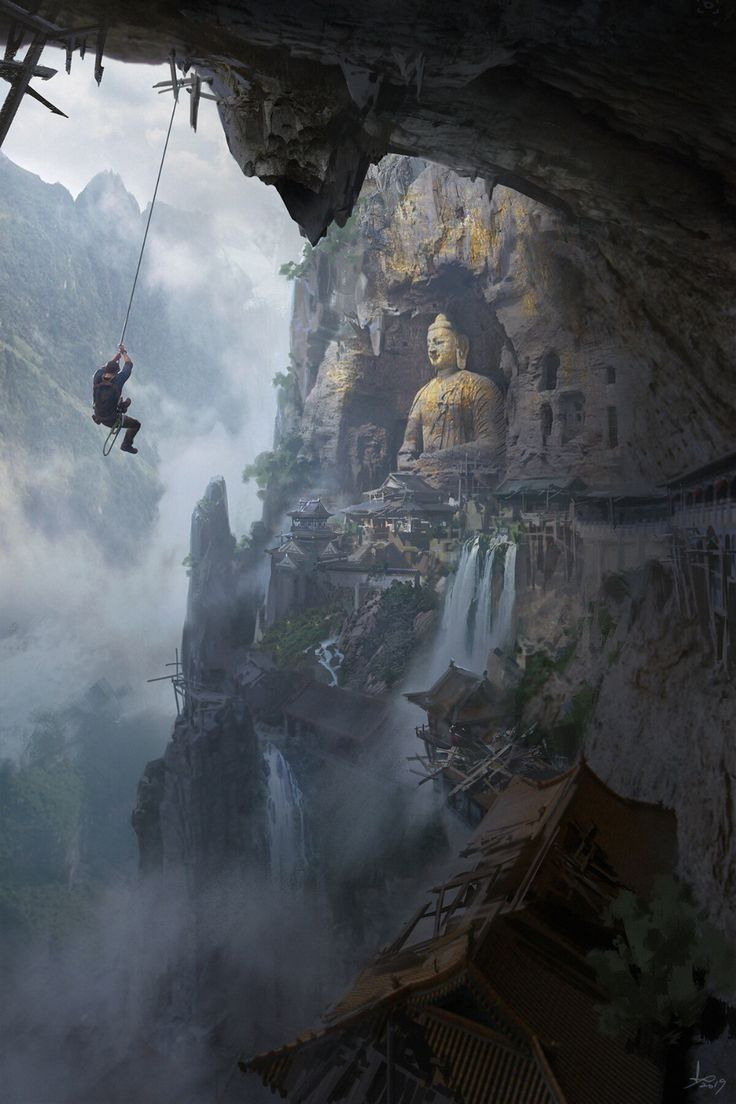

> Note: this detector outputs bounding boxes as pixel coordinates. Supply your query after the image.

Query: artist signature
[685,1061,727,1096]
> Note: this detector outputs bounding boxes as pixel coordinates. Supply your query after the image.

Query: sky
[0,48,303,738]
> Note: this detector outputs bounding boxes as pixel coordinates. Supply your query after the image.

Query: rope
[118,95,178,348]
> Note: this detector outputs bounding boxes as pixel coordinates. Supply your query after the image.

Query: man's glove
[120,397,132,411]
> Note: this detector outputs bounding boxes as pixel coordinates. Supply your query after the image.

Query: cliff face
[278,156,729,504]
[267,156,736,939]
[507,557,736,938]
[134,479,267,886]
[585,572,736,937]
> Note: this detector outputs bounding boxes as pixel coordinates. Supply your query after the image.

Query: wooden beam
[94,25,105,84]
[380,902,431,956]
[23,83,66,115]
[0,57,56,78]
[0,29,44,147]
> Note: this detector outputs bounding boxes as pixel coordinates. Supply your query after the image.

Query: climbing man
[92,344,141,454]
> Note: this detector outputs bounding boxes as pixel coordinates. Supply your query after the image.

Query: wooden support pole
[94,25,106,85]
[386,1018,395,1104]
[0,30,45,146]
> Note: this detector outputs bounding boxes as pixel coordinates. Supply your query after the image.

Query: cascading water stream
[489,541,517,653]
[472,545,496,668]
[440,538,479,668]
[262,740,307,890]
[313,636,344,686]
[433,535,517,676]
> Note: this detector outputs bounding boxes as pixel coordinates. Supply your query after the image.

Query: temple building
[341,472,458,546]
[494,477,670,596]
[264,499,345,626]
[243,763,677,1104]
[407,661,503,753]
[407,660,551,825]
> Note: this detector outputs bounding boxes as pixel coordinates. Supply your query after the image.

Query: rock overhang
[13,0,734,248]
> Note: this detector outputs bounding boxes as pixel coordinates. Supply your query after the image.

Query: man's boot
[120,417,140,455]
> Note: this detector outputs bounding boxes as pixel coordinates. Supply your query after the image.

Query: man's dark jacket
[92,360,132,421]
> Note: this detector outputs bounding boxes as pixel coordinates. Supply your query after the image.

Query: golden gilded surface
[398,315,502,466]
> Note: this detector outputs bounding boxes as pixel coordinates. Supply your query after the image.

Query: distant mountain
[0,154,257,556]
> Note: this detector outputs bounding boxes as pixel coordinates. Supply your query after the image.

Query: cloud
[0,50,303,745]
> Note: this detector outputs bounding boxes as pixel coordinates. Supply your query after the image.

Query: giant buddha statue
[397,314,503,469]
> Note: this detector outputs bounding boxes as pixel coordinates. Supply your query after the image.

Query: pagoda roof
[278,538,308,557]
[341,499,455,519]
[287,498,333,519]
[318,541,345,561]
[277,553,299,571]
[406,661,498,723]
[373,471,443,499]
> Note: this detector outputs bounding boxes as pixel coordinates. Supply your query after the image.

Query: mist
[0,50,302,745]
[0,47,466,1104]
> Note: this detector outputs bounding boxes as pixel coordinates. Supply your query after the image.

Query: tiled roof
[287,498,332,518]
[325,929,472,1026]
[380,472,442,497]
[477,918,664,1104]
[406,662,499,721]
[283,682,389,741]
[419,1006,566,1104]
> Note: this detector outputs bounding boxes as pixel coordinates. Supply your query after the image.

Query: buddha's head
[427,314,469,377]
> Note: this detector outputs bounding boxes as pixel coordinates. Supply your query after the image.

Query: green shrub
[589,876,736,1043]
[568,682,596,739]
[514,652,557,717]
[279,206,365,281]
[242,432,315,513]
[260,606,343,667]
[597,605,618,643]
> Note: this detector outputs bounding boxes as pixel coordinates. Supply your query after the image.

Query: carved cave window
[538,351,559,392]
[607,406,618,448]
[560,391,585,444]
[541,403,553,447]
[606,365,616,385]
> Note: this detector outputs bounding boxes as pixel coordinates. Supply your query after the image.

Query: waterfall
[313,636,344,686]
[489,541,517,653]
[434,535,517,676]
[263,741,307,890]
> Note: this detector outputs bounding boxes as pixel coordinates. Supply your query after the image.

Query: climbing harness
[118,94,179,348]
[102,412,124,456]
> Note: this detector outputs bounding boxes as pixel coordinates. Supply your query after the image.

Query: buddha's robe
[399,370,501,460]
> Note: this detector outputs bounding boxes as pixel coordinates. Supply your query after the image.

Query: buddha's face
[427,323,458,375]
